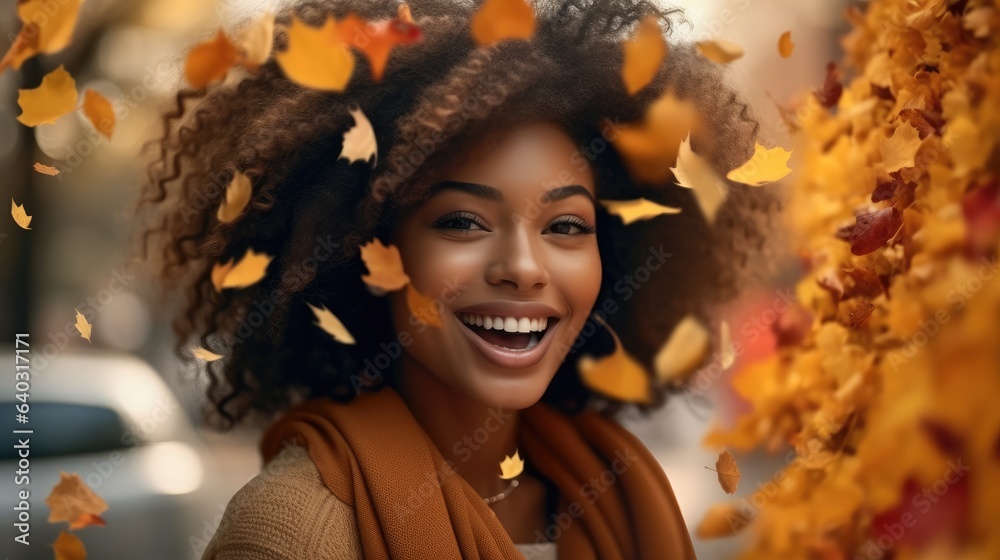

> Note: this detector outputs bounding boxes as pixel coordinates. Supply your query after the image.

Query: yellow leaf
[696,502,745,538]
[74,309,92,343]
[719,320,735,370]
[654,314,710,386]
[217,171,252,223]
[778,30,794,58]
[608,90,700,184]
[880,122,922,172]
[52,530,86,560]
[276,14,356,92]
[360,238,410,292]
[406,283,443,328]
[695,39,744,64]
[306,302,357,345]
[11,199,32,230]
[398,3,414,24]
[622,15,667,95]
[239,11,275,71]
[725,142,793,187]
[33,162,60,176]
[599,197,681,225]
[211,258,235,292]
[0,0,83,72]
[713,449,741,493]
[578,313,652,404]
[192,347,224,361]
[339,107,378,166]
[82,89,115,139]
[499,449,524,479]
[16,64,78,127]
[470,0,536,46]
[185,29,241,89]
[0,26,38,73]
[46,472,108,527]
[670,132,728,225]
[220,249,272,289]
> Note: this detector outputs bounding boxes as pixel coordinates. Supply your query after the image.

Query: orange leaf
[34,162,60,176]
[608,90,700,185]
[69,512,106,530]
[654,314,710,386]
[16,64,78,127]
[577,314,652,404]
[621,15,666,95]
[307,302,357,344]
[670,132,728,224]
[74,309,92,343]
[335,13,422,81]
[0,0,84,72]
[696,502,746,539]
[211,258,235,292]
[713,449,741,493]
[406,283,443,328]
[219,248,272,289]
[217,171,252,223]
[359,238,410,292]
[695,39,744,64]
[276,14,356,92]
[11,198,32,230]
[470,0,536,46]
[82,89,115,139]
[777,30,794,58]
[46,472,108,528]
[52,530,86,560]
[185,29,241,89]
[880,122,922,172]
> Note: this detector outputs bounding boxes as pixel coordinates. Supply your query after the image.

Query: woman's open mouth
[454,313,561,370]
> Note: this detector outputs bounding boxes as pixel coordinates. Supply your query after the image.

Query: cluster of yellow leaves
[44,472,109,560]
[700,1,1000,558]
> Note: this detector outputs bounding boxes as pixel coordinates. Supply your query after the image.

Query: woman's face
[387,120,602,410]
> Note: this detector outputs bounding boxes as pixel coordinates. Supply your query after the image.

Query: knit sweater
[201,446,557,559]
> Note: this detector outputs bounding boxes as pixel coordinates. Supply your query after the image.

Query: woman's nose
[485,222,551,291]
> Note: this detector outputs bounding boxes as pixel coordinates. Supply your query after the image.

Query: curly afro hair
[132,0,782,429]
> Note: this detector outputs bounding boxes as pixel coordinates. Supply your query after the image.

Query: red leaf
[813,61,842,108]
[841,207,903,255]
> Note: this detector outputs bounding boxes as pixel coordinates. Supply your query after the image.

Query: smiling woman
[132,0,780,558]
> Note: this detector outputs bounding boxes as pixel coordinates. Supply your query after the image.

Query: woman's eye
[433,212,487,232]
[548,218,596,235]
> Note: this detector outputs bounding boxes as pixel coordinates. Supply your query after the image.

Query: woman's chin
[466,373,553,411]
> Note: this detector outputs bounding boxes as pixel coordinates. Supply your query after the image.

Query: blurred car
[0,351,221,560]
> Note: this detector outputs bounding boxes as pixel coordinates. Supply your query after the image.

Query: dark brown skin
[388,121,603,541]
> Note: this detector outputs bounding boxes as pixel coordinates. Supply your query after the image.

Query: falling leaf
[185,29,241,89]
[720,320,735,370]
[670,132,728,224]
[192,347,224,362]
[220,248,272,289]
[713,450,741,493]
[276,14,356,92]
[695,39,744,64]
[52,530,86,560]
[74,309,92,343]
[880,122,922,172]
[470,0,536,46]
[498,449,524,479]
[339,107,377,166]
[82,89,115,139]
[622,15,666,95]
[654,314,710,386]
[34,162,60,175]
[398,3,414,24]
[609,90,700,185]
[239,11,276,71]
[696,502,745,538]
[306,302,357,345]
[578,313,652,404]
[359,238,410,292]
[599,197,681,225]
[0,0,84,72]
[778,31,794,58]
[11,199,32,230]
[406,283,443,328]
[16,64,78,127]
[69,513,106,530]
[217,171,252,223]
[211,258,235,292]
[726,142,794,187]
[813,61,842,108]
[335,13,423,81]
[46,472,108,528]
[840,207,903,256]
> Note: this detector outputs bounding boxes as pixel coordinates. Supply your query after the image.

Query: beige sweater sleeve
[201,445,364,560]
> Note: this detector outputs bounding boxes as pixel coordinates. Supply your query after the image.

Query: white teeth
[530,318,538,331]
[503,317,518,332]
[516,317,531,333]
[484,316,493,329]
[458,313,550,333]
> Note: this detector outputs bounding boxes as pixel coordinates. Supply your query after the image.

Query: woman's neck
[393,353,521,501]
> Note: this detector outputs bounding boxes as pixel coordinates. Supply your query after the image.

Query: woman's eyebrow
[428,181,595,204]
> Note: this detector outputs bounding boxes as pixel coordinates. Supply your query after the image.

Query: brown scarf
[260,387,697,559]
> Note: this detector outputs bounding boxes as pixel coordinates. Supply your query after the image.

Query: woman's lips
[455,314,559,370]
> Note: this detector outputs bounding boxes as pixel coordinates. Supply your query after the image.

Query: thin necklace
[483,478,520,505]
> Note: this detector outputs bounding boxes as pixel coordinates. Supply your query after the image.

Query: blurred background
[0,0,850,558]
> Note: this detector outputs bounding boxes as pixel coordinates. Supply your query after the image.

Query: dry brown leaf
[714,449,741,493]
[622,15,666,95]
[220,249,272,289]
[16,64,78,127]
[82,89,115,139]
[599,197,681,225]
[11,198,32,230]
[276,14,356,92]
[360,238,410,292]
[695,39,744,64]
[406,283,443,328]
[217,171,252,223]
[185,29,241,89]
[339,107,377,165]
[578,313,653,404]
[307,302,357,344]
[778,30,794,58]
[52,530,86,560]
[46,472,108,528]
[470,0,536,46]
[34,162,60,176]
[74,309,92,343]
[654,314,710,386]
